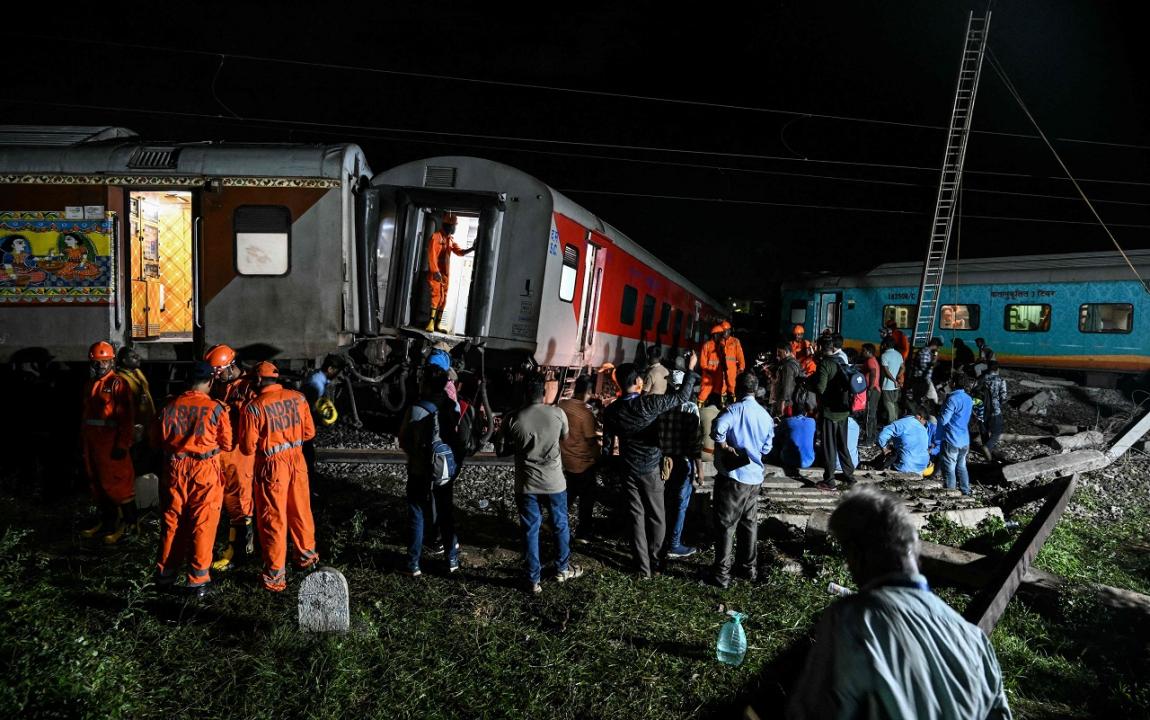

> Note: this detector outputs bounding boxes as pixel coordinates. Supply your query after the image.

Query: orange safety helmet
[252,361,279,379]
[710,324,725,335]
[792,324,805,335]
[721,320,731,331]
[442,213,458,225]
[204,343,236,369]
[88,341,115,361]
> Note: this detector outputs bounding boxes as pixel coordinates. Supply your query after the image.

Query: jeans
[406,478,458,571]
[820,415,855,482]
[517,492,571,584]
[940,443,970,494]
[984,413,1004,451]
[564,467,597,538]
[662,456,694,551]
[712,475,760,581]
[626,468,667,577]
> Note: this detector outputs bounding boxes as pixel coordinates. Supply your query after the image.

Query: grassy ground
[1,470,1148,719]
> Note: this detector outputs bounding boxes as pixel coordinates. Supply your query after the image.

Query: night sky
[4,1,1147,302]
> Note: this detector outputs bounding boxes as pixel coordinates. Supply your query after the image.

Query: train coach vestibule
[128,191,194,341]
[415,209,478,336]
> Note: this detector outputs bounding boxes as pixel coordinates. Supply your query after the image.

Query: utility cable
[988,49,1150,294]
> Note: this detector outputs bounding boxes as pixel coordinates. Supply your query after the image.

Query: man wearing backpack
[814,337,857,490]
[398,367,462,577]
[499,374,583,594]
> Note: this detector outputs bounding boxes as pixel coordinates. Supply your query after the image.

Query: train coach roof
[0,129,369,181]
[783,249,1150,289]
[371,155,723,310]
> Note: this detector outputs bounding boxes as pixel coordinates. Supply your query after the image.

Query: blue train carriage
[780,250,1150,382]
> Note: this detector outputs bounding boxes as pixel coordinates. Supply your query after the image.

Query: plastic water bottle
[715,610,747,666]
[827,582,854,597]
[477,499,490,510]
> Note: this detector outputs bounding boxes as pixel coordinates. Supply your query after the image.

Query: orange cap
[792,324,805,334]
[88,341,115,361]
[253,361,279,379]
[204,343,236,369]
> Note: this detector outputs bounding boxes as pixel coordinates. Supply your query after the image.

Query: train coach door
[127,191,195,343]
[818,291,842,336]
[578,235,607,354]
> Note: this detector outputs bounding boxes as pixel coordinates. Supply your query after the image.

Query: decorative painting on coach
[0,211,114,305]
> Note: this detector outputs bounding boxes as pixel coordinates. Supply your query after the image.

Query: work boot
[80,501,118,539]
[211,522,244,571]
[103,501,138,545]
[425,318,437,332]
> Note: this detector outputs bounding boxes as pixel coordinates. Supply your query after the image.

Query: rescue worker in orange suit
[153,361,231,597]
[80,341,138,544]
[790,324,818,377]
[719,320,745,403]
[204,344,256,571]
[115,345,156,475]
[886,320,911,361]
[698,325,729,406]
[240,361,319,592]
[425,213,475,333]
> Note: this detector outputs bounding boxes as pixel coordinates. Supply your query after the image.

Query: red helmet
[253,361,279,379]
[204,344,236,369]
[88,341,115,361]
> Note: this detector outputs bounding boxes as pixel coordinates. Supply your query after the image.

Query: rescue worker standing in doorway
[698,325,728,406]
[719,321,745,404]
[80,341,138,544]
[426,213,475,333]
[153,361,231,597]
[790,324,817,377]
[204,344,255,572]
[240,361,319,592]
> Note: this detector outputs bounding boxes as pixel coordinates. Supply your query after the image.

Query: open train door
[577,233,607,360]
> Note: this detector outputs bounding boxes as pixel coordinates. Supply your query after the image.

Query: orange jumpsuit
[791,339,817,377]
[721,335,746,395]
[81,371,136,504]
[154,390,231,587]
[241,383,318,592]
[891,328,910,360]
[698,339,727,403]
[427,230,467,312]
[213,375,256,525]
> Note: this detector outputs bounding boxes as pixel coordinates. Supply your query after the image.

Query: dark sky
[4,1,1147,301]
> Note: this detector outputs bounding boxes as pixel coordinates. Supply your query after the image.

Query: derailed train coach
[0,129,722,407]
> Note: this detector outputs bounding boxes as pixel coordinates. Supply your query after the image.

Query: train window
[620,285,638,325]
[658,302,671,334]
[1005,304,1051,332]
[672,308,684,339]
[641,294,656,331]
[882,305,914,329]
[940,304,980,330]
[1079,303,1133,333]
[790,300,807,324]
[234,205,291,276]
[559,244,579,303]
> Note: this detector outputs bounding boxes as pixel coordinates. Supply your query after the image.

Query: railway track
[316,447,513,466]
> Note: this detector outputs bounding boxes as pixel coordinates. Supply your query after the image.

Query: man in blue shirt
[875,407,931,474]
[939,374,974,495]
[779,411,816,471]
[709,372,775,588]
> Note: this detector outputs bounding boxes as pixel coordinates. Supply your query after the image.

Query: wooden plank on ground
[962,475,1077,635]
[1000,450,1109,484]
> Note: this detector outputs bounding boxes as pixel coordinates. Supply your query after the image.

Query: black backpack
[829,358,867,410]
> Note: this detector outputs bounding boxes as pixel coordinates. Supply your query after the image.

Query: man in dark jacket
[603,351,698,577]
[814,337,856,490]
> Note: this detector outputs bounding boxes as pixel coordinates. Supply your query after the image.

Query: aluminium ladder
[911,11,991,348]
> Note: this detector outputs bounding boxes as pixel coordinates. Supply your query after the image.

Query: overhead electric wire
[30,33,1150,152]
[988,49,1150,293]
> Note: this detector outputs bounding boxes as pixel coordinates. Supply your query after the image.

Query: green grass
[1,473,1149,718]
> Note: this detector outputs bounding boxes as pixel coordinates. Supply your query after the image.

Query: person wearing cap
[426,213,475,333]
[719,321,745,404]
[152,361,231,597]
[697,325,728,406]
[203,343,255,571]
[790,325,817,378]
[239,361,319,592]
[885,319,910,361]
[80,341,138,543]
